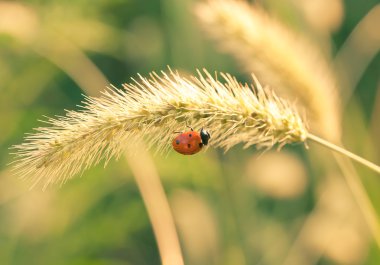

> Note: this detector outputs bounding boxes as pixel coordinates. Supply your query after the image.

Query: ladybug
[172,127,211,155]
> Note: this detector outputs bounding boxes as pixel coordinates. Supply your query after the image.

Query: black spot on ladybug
[176,140,180,145]
[189,134,192,137]
[187,144,191,148]
[199,143,203,148]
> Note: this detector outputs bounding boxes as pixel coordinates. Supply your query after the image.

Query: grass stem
[333,153,380,248]
[307,133,380,174]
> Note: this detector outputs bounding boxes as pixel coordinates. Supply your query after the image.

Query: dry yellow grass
[195,0,341,141]
[11,69,307,188]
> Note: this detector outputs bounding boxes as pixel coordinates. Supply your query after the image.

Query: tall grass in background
[196,0,380,264]
[0,0,379,265]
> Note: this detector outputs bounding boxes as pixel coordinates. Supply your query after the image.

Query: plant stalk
[333,153,380,248]
[307,133,380,174]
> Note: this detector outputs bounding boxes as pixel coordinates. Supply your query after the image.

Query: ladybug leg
[184,121,194,131]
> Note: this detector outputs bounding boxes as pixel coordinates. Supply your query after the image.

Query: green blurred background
[0,0,379,264]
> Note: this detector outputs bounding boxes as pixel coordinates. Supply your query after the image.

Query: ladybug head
[200,128,211,146]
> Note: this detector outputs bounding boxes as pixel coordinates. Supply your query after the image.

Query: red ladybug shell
[172,131,203,155]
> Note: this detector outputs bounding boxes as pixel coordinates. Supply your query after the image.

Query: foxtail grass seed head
[11,69,308,188]
[195,0,341,141]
